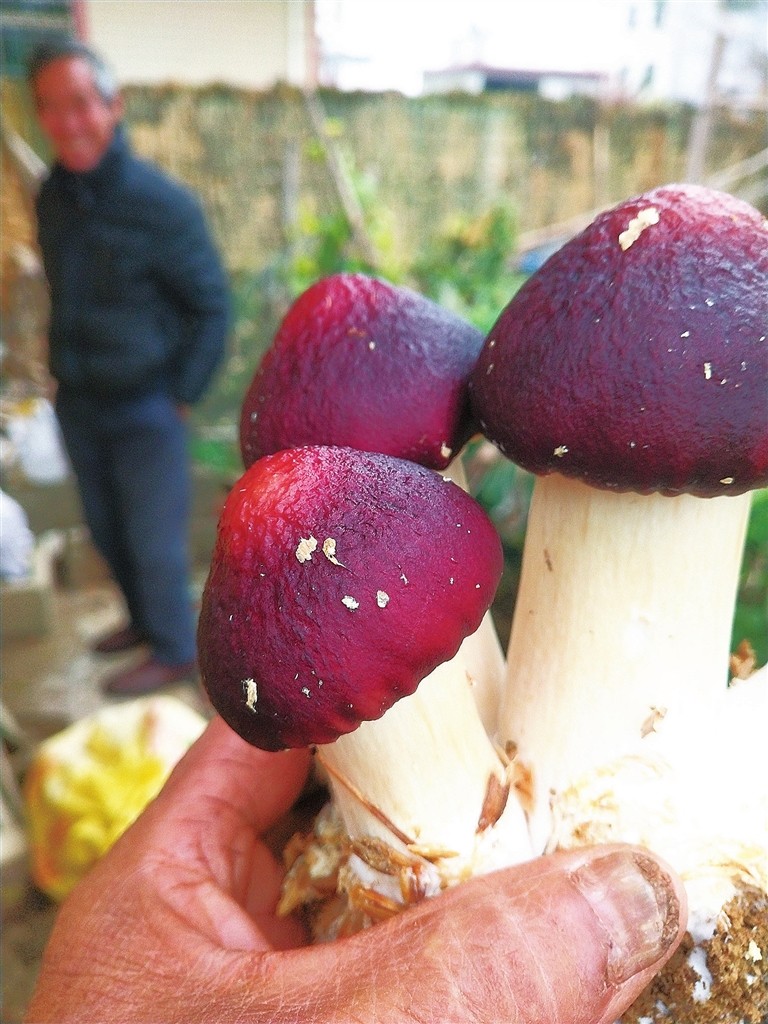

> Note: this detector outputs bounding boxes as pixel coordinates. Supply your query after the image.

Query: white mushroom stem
[317,641,532,888]
[443,452,506,733]
[498,474,753,851]
[456,608,506,734]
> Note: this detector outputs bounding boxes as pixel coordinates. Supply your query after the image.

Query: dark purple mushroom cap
[470,184,768,497]
[239,273,484,471]
[197,445,503,751]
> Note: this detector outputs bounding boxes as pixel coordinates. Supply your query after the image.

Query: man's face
[34,56,123,173]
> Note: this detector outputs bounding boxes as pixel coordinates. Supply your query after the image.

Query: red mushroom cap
[197,445,503,751]
[470,184,768,497]
[240,273,484,471]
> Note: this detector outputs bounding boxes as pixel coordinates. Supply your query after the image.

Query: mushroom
[239,272,483,473]
[469,183,768,1020]
[198,445,530,931]
[239,271,505,729]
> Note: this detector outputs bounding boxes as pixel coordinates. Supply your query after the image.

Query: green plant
[409,204,527,331]
[732,487,768,666]
[281,140,402,298]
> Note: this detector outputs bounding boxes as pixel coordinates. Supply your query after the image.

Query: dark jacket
[36,126,230,403]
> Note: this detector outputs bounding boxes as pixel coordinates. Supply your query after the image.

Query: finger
[65,718,312,956]
[229,844,686,1024]
[147,715,311,837]
[138,717,312,946]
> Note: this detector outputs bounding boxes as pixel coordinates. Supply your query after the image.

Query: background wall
[86,0,317,90]
[121,84,766,276]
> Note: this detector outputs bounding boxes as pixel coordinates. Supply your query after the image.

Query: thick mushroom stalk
[239,270,505,730]
[322,652,522,878]
[499,478,752,848]
[470,184,768,1020]
[198,446,530,933]
[442,455,505,732]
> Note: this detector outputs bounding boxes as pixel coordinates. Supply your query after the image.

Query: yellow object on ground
[23,696,206,901]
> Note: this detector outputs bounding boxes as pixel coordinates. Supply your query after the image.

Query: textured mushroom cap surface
[470,184,768,496]
[240,273,484,470]
[197,446,503,751]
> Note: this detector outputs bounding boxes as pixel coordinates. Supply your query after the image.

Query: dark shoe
[103,657,197,696]
[92,625,146,655]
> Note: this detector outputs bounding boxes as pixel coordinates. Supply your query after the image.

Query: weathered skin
[197,446,502,751]
[470,184,768,496]
[240,273,484,470]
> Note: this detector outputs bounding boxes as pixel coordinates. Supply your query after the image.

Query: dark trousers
[55,389,196,665]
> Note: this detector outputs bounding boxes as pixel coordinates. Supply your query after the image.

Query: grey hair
[27,38,119,103]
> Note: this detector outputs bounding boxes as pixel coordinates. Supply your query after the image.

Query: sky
[316,0,652,92]
[314,0,764,100]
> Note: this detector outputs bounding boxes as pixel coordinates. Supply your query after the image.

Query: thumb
[146,715,312,837]
[269,844,686,1024]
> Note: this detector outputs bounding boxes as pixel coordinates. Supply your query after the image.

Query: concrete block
[1,476,83,534]
[57,527,110,589]
[0,795,29,913]
[0,533,61,642]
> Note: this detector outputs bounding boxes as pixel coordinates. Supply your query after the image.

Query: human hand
[25,717,686,1024]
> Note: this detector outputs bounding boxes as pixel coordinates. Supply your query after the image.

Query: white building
[422,64,608,101]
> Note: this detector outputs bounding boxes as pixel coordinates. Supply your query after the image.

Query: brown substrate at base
[278,804,436,941]
[620,888,768,1023]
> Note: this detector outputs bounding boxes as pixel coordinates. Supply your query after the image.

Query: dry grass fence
[121,84,767,273]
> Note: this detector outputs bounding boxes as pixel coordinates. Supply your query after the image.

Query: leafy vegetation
[733,487,768,666]
[409,204,527,331]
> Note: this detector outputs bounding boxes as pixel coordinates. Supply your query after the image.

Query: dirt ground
[1,571,211,1023]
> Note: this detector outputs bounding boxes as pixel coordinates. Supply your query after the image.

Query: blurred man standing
[29,39,230,694]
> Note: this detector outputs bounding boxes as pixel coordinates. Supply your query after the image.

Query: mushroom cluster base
[278,802,444,941]
[278,809,767,1020]
[276,672,768,1019]
[550,764,768,1023]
